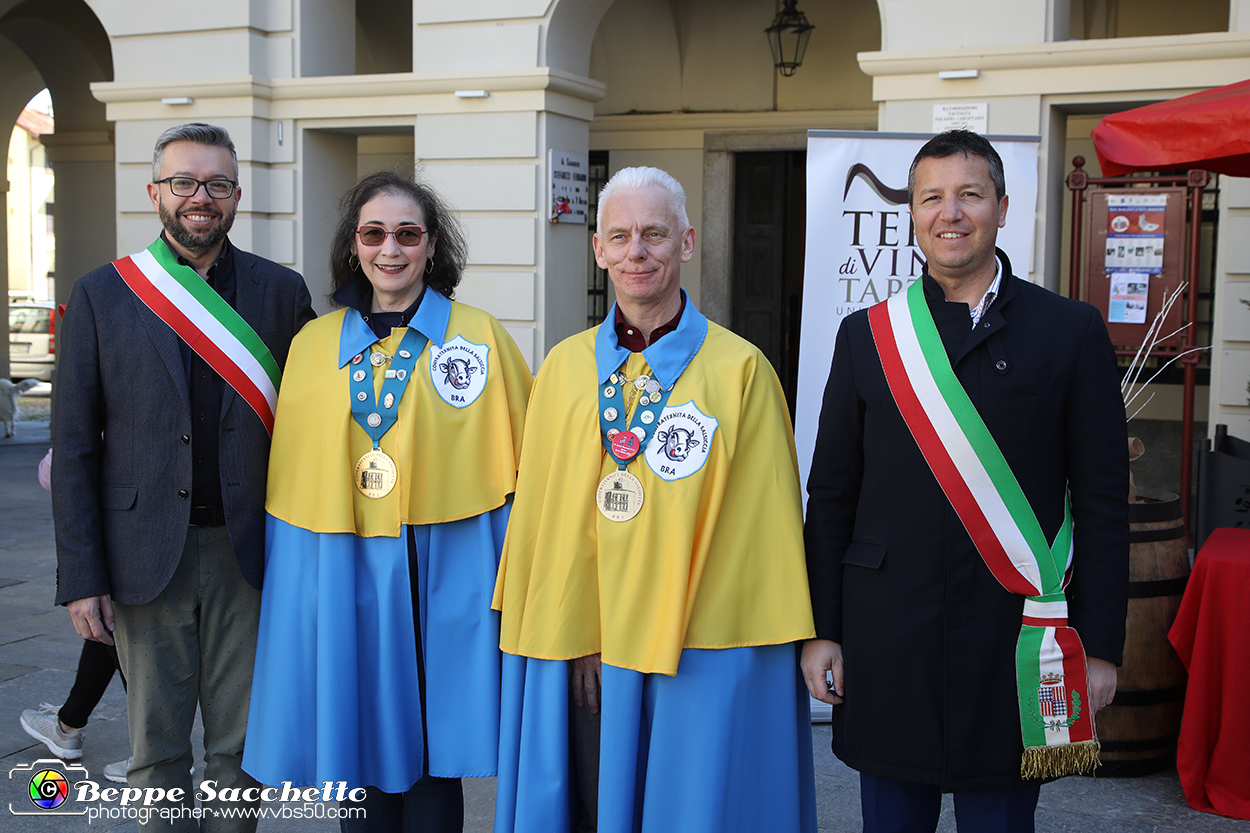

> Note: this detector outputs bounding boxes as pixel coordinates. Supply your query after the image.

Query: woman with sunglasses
[242,171,532,831]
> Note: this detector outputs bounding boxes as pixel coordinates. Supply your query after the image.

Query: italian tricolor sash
[114,240,281,436]
[868,278,1099,779]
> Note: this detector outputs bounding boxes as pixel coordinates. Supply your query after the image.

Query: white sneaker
[103,757,131,784]
[102,757,193,784]
[20,703,83,760]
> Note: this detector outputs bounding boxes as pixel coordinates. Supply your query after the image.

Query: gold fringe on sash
[1020,739,1101,780]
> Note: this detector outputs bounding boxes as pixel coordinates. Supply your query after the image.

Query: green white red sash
[113,240,281,435]
[868,277,1098,779]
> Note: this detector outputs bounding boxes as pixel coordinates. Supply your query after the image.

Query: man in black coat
[53,123,314,829]
[802,130,1128,832]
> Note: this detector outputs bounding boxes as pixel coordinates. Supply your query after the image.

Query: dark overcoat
[804,251,1129,791]
[52,242,315,607]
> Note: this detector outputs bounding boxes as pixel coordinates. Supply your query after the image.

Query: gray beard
[159,199,235,256]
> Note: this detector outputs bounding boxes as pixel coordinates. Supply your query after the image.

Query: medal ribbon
[868,278,1097,778]
[599,370,674,468]
[114,240,282,435]
[349,327,427,449]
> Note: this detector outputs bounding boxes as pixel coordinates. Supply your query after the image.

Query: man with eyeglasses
[52,122,314,830]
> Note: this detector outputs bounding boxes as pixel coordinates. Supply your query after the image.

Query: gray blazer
[52,243,315,606]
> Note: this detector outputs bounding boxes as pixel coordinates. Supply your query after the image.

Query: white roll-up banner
[795,130,1041,506]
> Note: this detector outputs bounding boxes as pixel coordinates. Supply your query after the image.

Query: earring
[425,257,434,275]
[349,254,360,272]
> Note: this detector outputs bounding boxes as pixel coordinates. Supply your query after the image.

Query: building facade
[1,0,1246,437]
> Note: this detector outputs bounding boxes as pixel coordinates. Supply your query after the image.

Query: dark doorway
[587,150,610,329]
[732,150,806,416]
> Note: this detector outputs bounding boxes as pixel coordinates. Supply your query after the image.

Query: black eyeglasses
[154,177,238,199]
[356,225,426,247]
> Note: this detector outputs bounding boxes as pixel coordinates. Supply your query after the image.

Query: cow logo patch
[644,401,718,481]
[429,335,489,408]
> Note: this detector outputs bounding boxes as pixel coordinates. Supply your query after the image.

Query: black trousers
[339,777,463,833]
[860,773,1041,833]
[59,639,124,730]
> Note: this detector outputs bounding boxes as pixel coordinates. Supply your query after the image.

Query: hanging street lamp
[765,0,815,77]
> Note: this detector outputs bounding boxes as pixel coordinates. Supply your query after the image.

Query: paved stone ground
[1,403,1246,831]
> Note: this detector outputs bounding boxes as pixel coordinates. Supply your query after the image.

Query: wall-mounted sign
[795,129,1039,498]
[549,149,589,224]
[932,103,988,134]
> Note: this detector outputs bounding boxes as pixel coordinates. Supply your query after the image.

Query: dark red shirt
[614,293,686,352]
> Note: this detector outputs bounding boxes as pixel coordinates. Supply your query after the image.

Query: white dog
[0,378,39,438]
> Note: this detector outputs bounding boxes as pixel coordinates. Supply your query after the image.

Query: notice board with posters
[1084,187,1186,347]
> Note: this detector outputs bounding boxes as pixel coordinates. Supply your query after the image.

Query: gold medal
[354,449,398,499]
[596,470,644,522]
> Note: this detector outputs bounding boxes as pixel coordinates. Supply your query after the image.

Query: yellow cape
[266,304,531,536]
[493,322,814,675]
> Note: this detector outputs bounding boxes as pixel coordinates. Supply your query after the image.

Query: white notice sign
[549,150,589,225]
[933,103,988,134]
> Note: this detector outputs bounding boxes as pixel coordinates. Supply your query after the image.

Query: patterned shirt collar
[968,256,1004,328]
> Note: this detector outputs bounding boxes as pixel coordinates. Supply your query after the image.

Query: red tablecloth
[1168,527,1250,820]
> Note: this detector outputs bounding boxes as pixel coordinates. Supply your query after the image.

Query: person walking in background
[20,643,130,782]
[242,171,532,832]
[52,122,314,830]
[21,448,132,783]
[802,130,1129,833]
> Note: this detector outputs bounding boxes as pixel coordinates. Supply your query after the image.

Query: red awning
[1092,79,1250,178]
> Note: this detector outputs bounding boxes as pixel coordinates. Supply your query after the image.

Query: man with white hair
[492,166,817,832]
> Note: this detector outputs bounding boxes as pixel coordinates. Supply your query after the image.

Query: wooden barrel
[1095,487,1190,777]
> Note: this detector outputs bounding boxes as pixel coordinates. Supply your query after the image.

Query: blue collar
[338,288,452,368]
[594,291,708,387]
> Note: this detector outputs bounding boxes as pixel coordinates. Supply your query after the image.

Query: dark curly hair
[329,171,468,302]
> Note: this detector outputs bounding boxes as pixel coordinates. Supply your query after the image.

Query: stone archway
[0,0,112,371]
[545,0,617,75]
